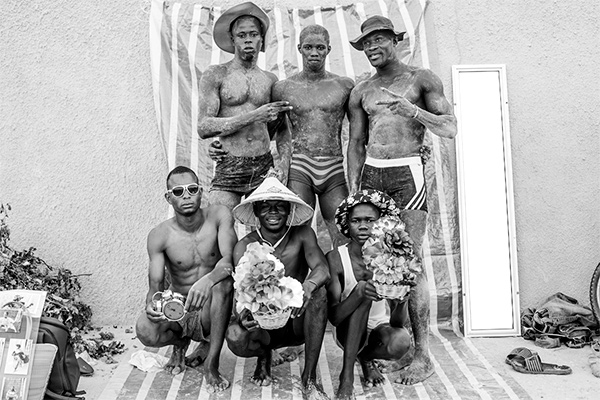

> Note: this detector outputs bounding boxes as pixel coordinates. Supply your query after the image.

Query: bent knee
[387,328,411,357]
[225,322,251,356]
[135,316,161,347]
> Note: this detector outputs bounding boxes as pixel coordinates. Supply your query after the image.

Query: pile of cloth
[521,292,599,349]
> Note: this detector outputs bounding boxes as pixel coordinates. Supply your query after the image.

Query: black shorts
[210,152,274,196]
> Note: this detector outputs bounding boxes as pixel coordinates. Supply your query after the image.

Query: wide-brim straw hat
[335,189,400,237]
[233,176,314,227]
[213,2,270,54]
[350,15,405,51]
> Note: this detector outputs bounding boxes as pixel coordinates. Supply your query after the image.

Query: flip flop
[77,357,94,376]
[505,347,571,375]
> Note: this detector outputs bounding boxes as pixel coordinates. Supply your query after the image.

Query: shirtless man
[327,189,411,399]
[198,2,292,210]
[225,175,330,398]
[347,16,457,384]
[135,166,237,392]
[211,24,353,249]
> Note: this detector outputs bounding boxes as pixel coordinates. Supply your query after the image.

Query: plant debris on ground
[0,203,126,361]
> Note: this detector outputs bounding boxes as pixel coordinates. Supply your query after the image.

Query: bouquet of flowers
[233,242,304,329]
[362,216,422,300]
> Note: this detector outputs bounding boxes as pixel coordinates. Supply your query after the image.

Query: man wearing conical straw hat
[226,172,331,398]
[198,2,293,211]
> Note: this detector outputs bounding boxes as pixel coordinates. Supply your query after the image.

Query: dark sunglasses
[167,183,200,197]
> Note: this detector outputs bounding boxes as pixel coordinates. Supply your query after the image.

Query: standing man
[135,166,237,393]
[347,16,457,385]
[198,2,292,211]
[225,174,330,398]
[211,24,354,249]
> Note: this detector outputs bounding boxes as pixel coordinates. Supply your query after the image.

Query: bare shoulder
[325,248,343,273]
[328,72,355,90]
[204,204,233,223]
[202,63,228,82]
[263,69,279,85]
[414,67,444,92]
[148,218,173,247]
[294,225,318,241]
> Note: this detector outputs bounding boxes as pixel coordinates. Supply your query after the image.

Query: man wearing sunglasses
[347,16,457,385]
[136,166,237,393]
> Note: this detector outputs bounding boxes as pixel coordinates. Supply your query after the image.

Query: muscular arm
[273,116,292,184]
[146,228,166,306]
[207,206,238,284]
[197,67,259,139]
[347,87,368,193]
[414,70,457,138]
[301,226,331,289]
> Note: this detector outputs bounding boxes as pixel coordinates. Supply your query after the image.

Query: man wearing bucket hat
[346,15,457,385]
[198,2,293,211]
[225,173,330,398]
[326,189,412,399]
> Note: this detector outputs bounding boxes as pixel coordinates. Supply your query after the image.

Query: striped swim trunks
[288,153,346,195]
[360,155,427,212]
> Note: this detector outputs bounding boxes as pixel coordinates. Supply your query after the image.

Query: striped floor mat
[99,330,531,400]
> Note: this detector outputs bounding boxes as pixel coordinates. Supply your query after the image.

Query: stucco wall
[1,0,598,325]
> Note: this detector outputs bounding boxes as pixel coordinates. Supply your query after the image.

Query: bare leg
[135,312,189,375]
[202,277,233,392]
[319,184,350,250]
[335,300,370,400]
[208,190,242,211]
[395,210,433,385]
[301,287,329,399]
[226,319,272,386]
[185,340,210,368]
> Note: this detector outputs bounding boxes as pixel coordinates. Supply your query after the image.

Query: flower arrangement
[362,216,422,300]
[233,242,304,329]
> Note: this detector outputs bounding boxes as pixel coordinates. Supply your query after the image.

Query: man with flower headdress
[326,189,415,399]
[198,2,293,210]
[226,172,330,399]
[347,15,457,384]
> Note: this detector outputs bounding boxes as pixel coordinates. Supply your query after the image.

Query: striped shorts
[361,155,427,212]
[288,154,346,195]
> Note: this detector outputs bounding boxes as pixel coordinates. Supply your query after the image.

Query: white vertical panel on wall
[452,65,520,337]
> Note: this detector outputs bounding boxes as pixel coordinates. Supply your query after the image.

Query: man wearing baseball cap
[197,2,292,211]
[347,15,458,385]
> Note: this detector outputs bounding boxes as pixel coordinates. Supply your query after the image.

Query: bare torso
[357,66,427,159]
[237,227,310,283]
[158,208,222,295]
[209,62,276,157]
[273,72,353,157]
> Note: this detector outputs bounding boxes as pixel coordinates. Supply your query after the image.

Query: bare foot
[302,380,330,400]
[185,340,209,368]
[375,346,414,373]
[589,355,600,378]
[250,352,272,386]
[205,364,230,392]
[335,380,355,400]
[360,359,385,387]
[271,349,285,366]
[280,345,304,362]
[395,352,434,385]
[164,341,189,375]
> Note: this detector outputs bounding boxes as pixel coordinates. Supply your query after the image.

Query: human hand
[239,308,260,331]
[291,280,318,318]
[185,275,213,312]
[146,301,166,323]
[376,87,419,119]
[255,101,293,123]
[357,280,381,301]
[208,140,228,162]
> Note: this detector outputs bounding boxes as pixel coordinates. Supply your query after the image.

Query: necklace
[256,226,291,249]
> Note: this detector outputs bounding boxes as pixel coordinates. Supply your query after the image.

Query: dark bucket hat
[350,15,405,51]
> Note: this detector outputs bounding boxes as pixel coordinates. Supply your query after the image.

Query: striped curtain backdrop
[149,0,462,333]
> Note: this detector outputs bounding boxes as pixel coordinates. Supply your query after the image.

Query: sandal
[505,347,571,375]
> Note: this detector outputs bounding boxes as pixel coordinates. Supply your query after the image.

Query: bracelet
[412,106,419,119]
